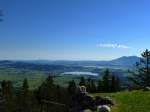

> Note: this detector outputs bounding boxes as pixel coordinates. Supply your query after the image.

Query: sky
[0,0,150,60]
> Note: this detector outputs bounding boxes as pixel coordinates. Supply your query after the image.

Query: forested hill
[16,56,139,67]
[0,60,86,74]
[0,56,139,74]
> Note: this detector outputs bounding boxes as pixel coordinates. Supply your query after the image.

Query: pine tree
[67,80,76,109]
[18,78,31,112]
[102,69,110,92]
[79,77,86,86]
[67,80,76,95]
[45,76,55,101]
[1,80,16,112]
[90,80,97,93]
[86,78,91,92]
[36,76,64,112]
[129,49,150,88]
[110,75,121,92]
[97,79,103,92]
[110,75,116,92]
[116,76,121,91]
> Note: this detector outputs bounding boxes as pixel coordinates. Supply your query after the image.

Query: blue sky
[0,0,150,60]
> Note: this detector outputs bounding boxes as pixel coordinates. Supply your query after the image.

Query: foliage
[99,69,121,93]
[79,76,86,86]
[1,80,16,112]
[129,49,150,88]
[18,78,31,112]
[77,69,121,93]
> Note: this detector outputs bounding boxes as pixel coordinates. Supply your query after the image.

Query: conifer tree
[67,80,76,95]
[79,77,86,86]
[86,78,91,92]
[116,76,121,91]
[90,80,97,93]
[129,49,150,88]
[102,69,110,92]
[110,75,116,92]
[18,78,31,112]
[37,76,62,112]
[1,80,16,112]
[97,79,103,92]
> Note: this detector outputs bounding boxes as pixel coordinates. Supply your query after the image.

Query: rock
[95,96,114,106]
[97,105,111,112]
[143,87,150,91]
[83,109,92,112]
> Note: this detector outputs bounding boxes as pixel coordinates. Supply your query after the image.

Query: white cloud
[97,43,132,49]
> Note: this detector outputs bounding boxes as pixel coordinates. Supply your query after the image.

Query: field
[0,61,129,89]
[0,66,150,112]
[0,67,47,89]
[93,91,150,112]
[0,67,98,89]
[0,66,101,89]
[0,73,98,89]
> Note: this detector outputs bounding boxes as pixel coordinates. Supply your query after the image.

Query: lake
[62,71,99,76]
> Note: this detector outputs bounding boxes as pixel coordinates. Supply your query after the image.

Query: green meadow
[93,91,150,112]
[0,67,99,89]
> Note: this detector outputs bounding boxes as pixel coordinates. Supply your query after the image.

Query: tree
[129,49,150,88]
[42,76,55,112]
[18,78,31,112]
[79,77,86,86]
[90,80,97,93]
[97,79,103,92]
[36,76,67,112]
[1,80,16,112]
[102,69,110,92]
[116,76,121,91]
[86,78,97,93]
[110,75,121,92]
[67,80,76,95]
[86,78,92,92]
[110,75,116,92]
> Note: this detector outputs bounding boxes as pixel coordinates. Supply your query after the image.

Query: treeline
[0,77,69,112]
[78,69,121,93]
[0,69,120,112]
[0,49,149,112]
[128,49,150,89]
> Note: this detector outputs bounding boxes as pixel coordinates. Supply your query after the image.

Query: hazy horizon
[0,55,139,61]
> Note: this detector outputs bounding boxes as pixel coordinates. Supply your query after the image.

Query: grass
[1,67,150,112]
[93,90,150,112]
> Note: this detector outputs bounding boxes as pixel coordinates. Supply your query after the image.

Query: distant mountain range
[0,56,140,77]
[0,56,140,68]
[18,56,140,67]
[107,56,140,66]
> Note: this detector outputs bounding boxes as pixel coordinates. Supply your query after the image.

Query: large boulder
[95,96,114,106]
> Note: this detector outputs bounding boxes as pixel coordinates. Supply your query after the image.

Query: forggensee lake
[62,71,99,76]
